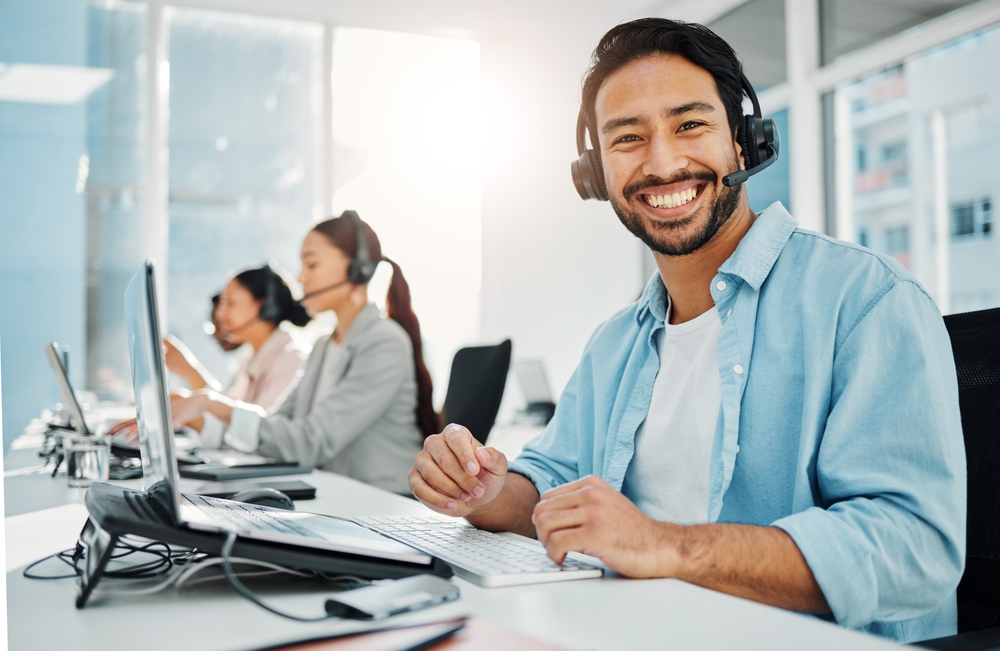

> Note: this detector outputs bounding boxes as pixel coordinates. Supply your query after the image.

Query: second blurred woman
[165,265,310,446]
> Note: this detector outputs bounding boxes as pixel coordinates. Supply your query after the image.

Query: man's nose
[642,133,687,179]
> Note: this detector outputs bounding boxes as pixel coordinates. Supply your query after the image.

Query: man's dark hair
[581,18,746,150]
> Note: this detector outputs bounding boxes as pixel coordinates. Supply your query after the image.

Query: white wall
[477,21,647,412]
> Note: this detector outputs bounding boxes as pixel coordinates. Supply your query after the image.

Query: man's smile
[633,181,707,219]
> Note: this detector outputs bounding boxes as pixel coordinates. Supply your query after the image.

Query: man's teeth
[646,187,698,208]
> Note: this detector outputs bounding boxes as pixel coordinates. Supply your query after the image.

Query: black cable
[22,550,80,580]
[23,538,198,581]
[219,532,335,622]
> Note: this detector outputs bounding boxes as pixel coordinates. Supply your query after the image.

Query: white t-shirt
[622,298,722,525]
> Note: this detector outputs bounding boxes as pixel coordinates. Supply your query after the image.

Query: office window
[331,28,481,407]
[820,0,978,65]
[707,0,786,90]
[85,2,148,400]
[833,25,1000,313]
[162,8,324,388]
[952,203,975,238]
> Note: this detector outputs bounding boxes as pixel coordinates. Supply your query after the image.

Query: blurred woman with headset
[161,265,311,446]
[171,211,438,494]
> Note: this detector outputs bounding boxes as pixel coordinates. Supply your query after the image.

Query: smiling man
[408,18,966,643]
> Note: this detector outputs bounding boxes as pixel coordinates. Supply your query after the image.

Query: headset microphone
[220,316,260,342]
[570,69,780,200]
[298,279,351,302]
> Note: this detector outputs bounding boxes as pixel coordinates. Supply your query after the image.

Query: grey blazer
[256,304,423,494]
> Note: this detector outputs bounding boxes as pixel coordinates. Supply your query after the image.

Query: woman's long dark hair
[311,215,440,438]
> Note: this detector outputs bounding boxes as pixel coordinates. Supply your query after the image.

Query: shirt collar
[634,202,798,324]
[636,271,670,325]
[339,303,381,347]
[718,201,798,291]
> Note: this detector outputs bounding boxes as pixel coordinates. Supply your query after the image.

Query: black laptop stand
[77,482,452,608]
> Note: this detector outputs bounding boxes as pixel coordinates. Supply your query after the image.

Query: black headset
[570,69,780,201]
[297,211,379,303]
[257,264,282,323]
[343,210,379,285]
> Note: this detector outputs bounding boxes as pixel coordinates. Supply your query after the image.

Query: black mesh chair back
[441,339,512,443]
[945,307,1000,633]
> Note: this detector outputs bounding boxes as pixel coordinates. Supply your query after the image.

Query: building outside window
[833,24,1000,314]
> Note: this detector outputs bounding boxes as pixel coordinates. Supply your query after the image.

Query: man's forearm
[465,472,540,538]
[671,523,830,614]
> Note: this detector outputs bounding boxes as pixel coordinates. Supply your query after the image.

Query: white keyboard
[354,516,604,588]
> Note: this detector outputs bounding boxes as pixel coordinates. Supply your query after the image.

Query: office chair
[917,306,1000,650]
[440,339,512,443]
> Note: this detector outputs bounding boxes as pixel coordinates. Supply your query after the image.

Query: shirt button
[726,309,732,317]
[733,364,744,375]
[735,445,741,453]
[716,281,727,291]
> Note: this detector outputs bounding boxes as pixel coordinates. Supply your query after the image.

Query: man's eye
[613,134,641,145]
[679,121,704,132]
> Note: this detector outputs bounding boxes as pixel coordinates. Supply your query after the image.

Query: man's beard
[609,157,742,257]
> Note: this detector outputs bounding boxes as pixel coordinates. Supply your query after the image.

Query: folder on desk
[251,617,569,651]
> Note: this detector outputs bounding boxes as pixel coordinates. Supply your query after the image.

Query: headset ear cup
[257,267,282,323]
[347,259,377,285]
[586,150,608,201]
[571,149,609,201]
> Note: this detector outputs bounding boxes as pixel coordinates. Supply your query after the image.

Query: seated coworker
[408,19,965,644]
[172,211,438,494]
[165,265,310,446]
[110,267,308,443]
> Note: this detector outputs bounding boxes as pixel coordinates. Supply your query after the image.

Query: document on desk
[5,503,89,572]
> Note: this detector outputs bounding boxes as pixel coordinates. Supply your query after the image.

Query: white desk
[4,445,902,651]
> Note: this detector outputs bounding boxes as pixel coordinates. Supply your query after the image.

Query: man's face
[595,54,744,257]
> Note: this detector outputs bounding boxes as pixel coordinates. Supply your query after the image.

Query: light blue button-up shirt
[508,203,966,643]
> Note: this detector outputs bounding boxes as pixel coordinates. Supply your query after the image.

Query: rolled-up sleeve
[773,280,966,629]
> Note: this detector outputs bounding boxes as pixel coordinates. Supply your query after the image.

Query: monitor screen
[124,261,181,524]
[515,358,553,405]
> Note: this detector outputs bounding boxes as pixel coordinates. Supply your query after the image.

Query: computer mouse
[230,488,295,511]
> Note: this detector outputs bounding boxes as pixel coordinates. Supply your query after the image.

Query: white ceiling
[161,0,749,42]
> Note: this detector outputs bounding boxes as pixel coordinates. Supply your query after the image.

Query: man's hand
[409,423,508,516]
[532,475,680,578]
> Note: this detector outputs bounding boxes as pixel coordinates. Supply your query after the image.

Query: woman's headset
[570,69,780,201]
[257,265,282,323]
[343,210,378,285]
[297,210,379,303]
